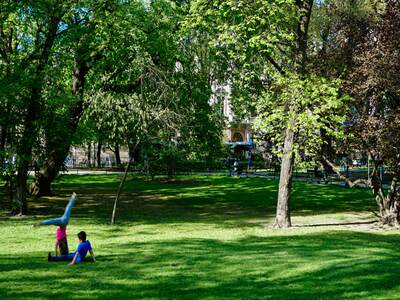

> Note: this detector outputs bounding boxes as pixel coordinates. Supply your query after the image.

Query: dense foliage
[0,0,223,213]
[1,0,399,226]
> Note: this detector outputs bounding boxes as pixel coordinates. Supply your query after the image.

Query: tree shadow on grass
[1,176,376,227]
[293,220,378,228]
[1,231,400,299]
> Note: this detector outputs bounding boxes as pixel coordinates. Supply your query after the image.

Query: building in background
[212,82,254,152]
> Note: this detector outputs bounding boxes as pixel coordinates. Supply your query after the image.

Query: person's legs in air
[40,217,64,226]
[38,193,77,227]
[60,193,77,225]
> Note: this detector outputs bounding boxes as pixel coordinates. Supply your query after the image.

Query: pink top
[56,226,67,241]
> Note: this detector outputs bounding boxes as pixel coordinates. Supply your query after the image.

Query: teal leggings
[40,193,76,226]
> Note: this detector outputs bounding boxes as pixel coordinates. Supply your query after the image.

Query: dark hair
[77,231,86,242]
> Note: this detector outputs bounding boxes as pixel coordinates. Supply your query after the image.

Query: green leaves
[254,74,350,159]
[187,0,296,66]
[184,0,301,122]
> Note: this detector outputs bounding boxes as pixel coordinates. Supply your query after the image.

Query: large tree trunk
[0,125,6,160]
[87,143,92,167]
[96,141,102,168]
[16,80,44,212]
[114,144,122,167]
[15,160,29,215]
[273,0,313,228]
[31,52,88,196]
[371,165,400,226]
[14,15,61,211]
[30,147,69,196]
[274,122,295,228]
[296,0,313,74]
[128,142,140,163]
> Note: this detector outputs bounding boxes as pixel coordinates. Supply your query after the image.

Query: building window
[232,132,244,142]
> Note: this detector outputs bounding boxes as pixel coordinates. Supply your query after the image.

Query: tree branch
[322,156,370,188]
[266,55,285,75]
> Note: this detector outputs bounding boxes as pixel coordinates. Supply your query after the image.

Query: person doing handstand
[55,225,69,255]
[35,193,77,256]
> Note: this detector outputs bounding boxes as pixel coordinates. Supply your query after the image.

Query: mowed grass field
[1,175,400,300]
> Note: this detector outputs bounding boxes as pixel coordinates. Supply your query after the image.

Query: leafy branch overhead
[254,74,350,159]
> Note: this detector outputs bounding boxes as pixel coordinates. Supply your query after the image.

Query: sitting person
[48,231,96,265]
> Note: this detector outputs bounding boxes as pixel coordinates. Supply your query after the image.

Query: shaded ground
[11,175,376,226]
[0,175,398,300]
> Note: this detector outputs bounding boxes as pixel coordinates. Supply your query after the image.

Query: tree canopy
[1,0,399,226]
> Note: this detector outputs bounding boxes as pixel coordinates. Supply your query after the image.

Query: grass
[1,174,399,299]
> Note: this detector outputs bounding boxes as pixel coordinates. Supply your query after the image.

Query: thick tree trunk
[96,141,102,168]
[0,125,6,162]
[114,144,121,167]
[274,123,295,228]
[15,80,43,211]
[92,143,96,166]
[15,80,42,212]
[14,15,61,212]
[30,147,68,196]
[15,161,29,215]
[128,143,134,162]
[87,143,92,167]
[32,173,53,197]
[14,112,35,213]
[16,124,38,203]
[296,0,313,74]
[0,58,11,166]
[273,0,313,228]
[128,142,140,162]
[0,129,5,145]
[371,170,400,226]
[31,44,88,196]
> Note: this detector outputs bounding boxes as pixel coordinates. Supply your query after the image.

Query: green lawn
[1,175,399,299]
